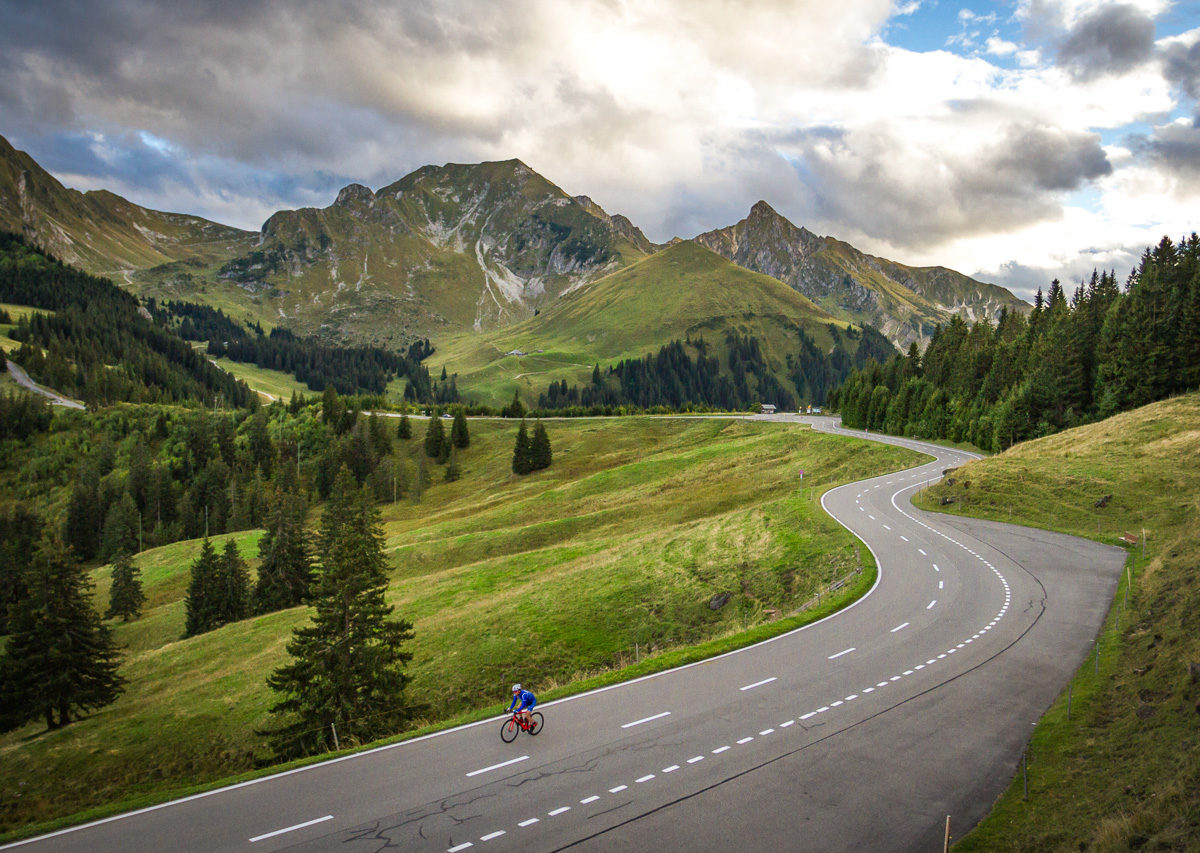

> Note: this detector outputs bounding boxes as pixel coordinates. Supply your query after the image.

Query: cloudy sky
[2,0,1198,300]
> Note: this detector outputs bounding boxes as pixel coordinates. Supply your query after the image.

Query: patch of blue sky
[884,1,1024,58]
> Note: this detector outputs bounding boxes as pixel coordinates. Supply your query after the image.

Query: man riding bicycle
[508,683,536,727]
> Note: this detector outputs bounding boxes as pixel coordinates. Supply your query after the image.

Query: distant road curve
[4,359,85,409]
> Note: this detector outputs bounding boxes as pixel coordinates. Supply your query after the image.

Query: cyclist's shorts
[519,697,536,712]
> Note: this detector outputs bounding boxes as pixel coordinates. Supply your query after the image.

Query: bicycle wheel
[528,712,544,736]
[500,717,518,743]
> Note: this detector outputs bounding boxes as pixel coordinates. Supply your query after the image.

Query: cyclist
[508,683,536,728]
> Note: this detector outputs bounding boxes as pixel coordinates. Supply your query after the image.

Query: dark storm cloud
[1132,122,1200,179]
[1055,4,1156,80]
[1162,38,1200,100]
[775,123,1111,249]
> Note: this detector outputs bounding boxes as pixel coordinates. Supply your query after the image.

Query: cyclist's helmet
[511,683,521,693]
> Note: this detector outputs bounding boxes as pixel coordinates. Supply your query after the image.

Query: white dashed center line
[580,795,599,804]
[890,622,910,632]
[828,647,856,659]
[249,815,334,843]
[739,677,777,691]
[518,818,539,827]
[466,756,528,777]
[621,711,671,728]
[548,807,570,816]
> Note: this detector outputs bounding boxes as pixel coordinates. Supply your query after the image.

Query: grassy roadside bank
[0,416,921,839]
[912,393,1200,851]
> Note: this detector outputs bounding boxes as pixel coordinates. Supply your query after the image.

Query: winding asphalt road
[8,416,1126,852]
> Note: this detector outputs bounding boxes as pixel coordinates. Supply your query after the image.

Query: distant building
[760,403,776,415]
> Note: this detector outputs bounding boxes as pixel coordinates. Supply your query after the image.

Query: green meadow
[0,415,921,838]
[915,393,1200,851]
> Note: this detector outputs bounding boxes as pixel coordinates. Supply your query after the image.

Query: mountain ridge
[0,133,1025,352]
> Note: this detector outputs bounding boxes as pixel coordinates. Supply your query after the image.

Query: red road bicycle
[500,710,544,742]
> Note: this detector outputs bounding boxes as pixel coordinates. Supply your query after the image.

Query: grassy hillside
[433,241,851,407]
[0,416,921,837]
[911,393,1200,851]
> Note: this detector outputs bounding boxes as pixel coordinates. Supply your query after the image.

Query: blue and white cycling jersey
[508,689,536,712]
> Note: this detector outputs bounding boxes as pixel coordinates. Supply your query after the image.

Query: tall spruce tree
[0,534,124,731]
[530,420,552,471]
[183,536,221,637]
[216,540,251,624]
[265,469,414,757]
[512,419,532,475]
[254,493,313,613]
[106,551,145,622]
[0,503,41,635]
[451,407,470,448]
[397,412,412,439]
[424,414,446,461]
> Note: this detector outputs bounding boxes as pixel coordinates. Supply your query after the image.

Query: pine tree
[397,412,412,439]
[424,414,446,461]
[512,419,532,475]
[183,536,221,637]
[64,465,102,562]
[451,407,470,448]
[0,533,124,731]
[216,540,251,624]
[254,493,313,613]
[105,551,145,622]
[530,420,552,471]
[265,470,414,757]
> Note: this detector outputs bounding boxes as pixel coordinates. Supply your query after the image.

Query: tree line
[828,234,1200,450]
[148,298,455,402]
[0,232,252,409]
[535,327,894,414]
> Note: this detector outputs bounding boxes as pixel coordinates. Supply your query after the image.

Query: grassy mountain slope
[432,240,854,407]
[695,201,1028,350]
[912,393,1200,851]
[0,416,920,837]
[0,134,255,283]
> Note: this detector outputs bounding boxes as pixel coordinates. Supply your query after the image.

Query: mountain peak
[335,183,375,207]
[749,199,780,219]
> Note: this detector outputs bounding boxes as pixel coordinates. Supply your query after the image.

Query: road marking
[830,700,843,708]
[637,774,656,782]
[862,687,874,693]
[609,784,628,793]
[760,728,775,735]
[882,524,892,530]
[687,755,705,763]
[817,706,830,713]
[844,694,858,701]
[890,675,902,681]
[740,677,777,691]
[868,514,876,520]
[621,711,671,728]
[548,807,571,816]
[781,719,795,727]
[900,535,909,542]
[876,681,889,688]
[663,764,680,773]
[448,843,473,852]
[249,815,334,843]
[918,548,927,555]
[466,755,528,777]
[933,563,940,571]
[737,736,754,743]
[480,830,506,841]
[581,795,600,804]
[800,712,816,720]
[828,647,855,659]
[939,580,944,589]
[890,622,909,632]
[927,599,937,609]
[519,818,540,827]
[903,670,914,675]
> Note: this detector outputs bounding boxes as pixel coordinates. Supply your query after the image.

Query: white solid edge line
[621,711,671,728]
[249,814,334,843]
[466,755,529,777]
[7,418,972,852]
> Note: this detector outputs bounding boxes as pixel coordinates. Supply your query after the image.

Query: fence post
[331,722,340,751]
[943,815,951,853]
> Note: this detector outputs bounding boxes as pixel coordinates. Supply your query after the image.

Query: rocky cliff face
[219,159,653,339]
[696,201,1027,349]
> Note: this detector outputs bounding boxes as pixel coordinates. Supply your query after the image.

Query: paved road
[4,359,85,409]
[7,416,1126,852]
